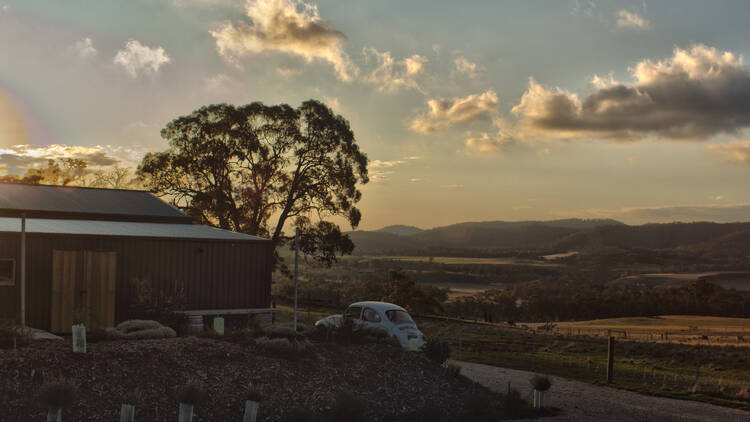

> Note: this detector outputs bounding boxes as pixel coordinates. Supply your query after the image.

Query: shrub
[176,380,206,405]
[529,375,552,391]
[446,360,462,377]
[38,380,78,410]
[255,336,311,356]
[462,392,500,422]
[260,323,306,341]
[501,387,527,418]
[323,394,371,422]
[128,277,188,332]
[422,339,451,365]
[0,320,31,349]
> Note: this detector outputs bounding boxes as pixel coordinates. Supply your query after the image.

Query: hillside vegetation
[349,220,750,257]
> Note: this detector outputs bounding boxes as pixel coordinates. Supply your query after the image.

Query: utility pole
[20,215,26,327]
[293,227,299,331]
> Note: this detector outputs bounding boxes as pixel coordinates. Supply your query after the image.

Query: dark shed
[0,184,272,332]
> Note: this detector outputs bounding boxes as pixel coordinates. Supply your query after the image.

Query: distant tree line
[0,158,140,189]
[445,278,750,322]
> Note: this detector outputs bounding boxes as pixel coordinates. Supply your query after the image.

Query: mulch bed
[0,337,501,421]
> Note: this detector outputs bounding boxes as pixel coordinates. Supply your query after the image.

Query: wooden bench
[176,308,280,331]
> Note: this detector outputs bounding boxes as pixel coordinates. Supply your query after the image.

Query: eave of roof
[0,217,269,242]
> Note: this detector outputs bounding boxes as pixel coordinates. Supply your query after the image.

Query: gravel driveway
[457,361,750,422]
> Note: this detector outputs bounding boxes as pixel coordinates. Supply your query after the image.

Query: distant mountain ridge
[377,225,424,236]
[348,219,750,257]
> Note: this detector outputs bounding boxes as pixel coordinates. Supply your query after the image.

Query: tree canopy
[138,99,369,268]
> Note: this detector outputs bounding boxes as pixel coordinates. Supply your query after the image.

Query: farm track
[459,361,750,421]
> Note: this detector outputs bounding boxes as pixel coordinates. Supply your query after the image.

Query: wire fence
[417,317,750,408]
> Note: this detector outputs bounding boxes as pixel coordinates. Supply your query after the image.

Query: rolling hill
[348,219,750,257]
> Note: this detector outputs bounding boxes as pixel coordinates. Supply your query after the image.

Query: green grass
[417,317,750,411]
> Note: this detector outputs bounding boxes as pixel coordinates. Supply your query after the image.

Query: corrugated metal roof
[0,184,189,221]
[0,217,268,241]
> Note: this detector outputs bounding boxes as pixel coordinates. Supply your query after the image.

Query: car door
[344,305,363,324]
[361,307,387,334]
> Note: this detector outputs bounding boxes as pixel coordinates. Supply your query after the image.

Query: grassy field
[417,316,750,410]
[350,255,560,267]
[526,315,750,347]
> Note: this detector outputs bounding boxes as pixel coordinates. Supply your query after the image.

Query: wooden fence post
[606,336,615,383]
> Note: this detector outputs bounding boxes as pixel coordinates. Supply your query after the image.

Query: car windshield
[386,310,414,324]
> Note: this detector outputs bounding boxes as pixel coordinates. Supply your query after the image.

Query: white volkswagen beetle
[315,301,426,349]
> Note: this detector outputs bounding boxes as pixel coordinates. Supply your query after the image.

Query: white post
[46,408,61,422]
[72,323,87,353]
[293,227,299,331]
[120,404,135,422]
[20,215,26,327]
[178,403,193,422]
[242,400,259,422]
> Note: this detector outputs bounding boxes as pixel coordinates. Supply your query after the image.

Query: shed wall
[0,233,272,330]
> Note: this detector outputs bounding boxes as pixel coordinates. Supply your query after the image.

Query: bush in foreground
[423,339,451,365]
[38,380,78,411]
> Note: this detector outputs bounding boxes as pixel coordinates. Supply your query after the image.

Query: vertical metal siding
[0,233,271,331]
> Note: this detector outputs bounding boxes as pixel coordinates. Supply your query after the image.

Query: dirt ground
[458,361,750,422]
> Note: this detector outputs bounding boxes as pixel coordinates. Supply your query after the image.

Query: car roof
[349,301,407,312]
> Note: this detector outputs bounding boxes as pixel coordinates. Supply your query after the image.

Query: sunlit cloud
[465,117,514,154]
[113,39,171,77]
[512,45,750,141]
[71,37,97,59]
[361,48,427,92]
[707,140,750,164]
[410,90,499,134]
[616,10,650,30]
[210,0,355,81]
[454,56,485,78]
[367,156,421,182]
[0,144,128,175]
[568,203,750,224]
[276,66,300,77]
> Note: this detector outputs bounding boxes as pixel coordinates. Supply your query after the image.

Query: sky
[1,0,750,230]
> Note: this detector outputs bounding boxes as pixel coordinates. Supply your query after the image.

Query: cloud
[71,37,97,59]
[464,117,515,154]
[616,10,650,30]
[370,159,405,168]
[361,48,427,92]
[276,66,300,77]
[512,45,750,141]
[707,140,750,164]
[210,0,354,81]
[454,56,485,78]
[0,144,125,175]
[570,0,597,17]
[367,156,420,182]
[113,39,171,77]
[322,96,343,114]
[0,4,9,14]
[410,90,499,134]
[575,204,750,224]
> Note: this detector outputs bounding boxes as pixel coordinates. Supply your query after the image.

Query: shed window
[0,259,14,286]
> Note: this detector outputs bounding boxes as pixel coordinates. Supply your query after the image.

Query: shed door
[51,250,116,333]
